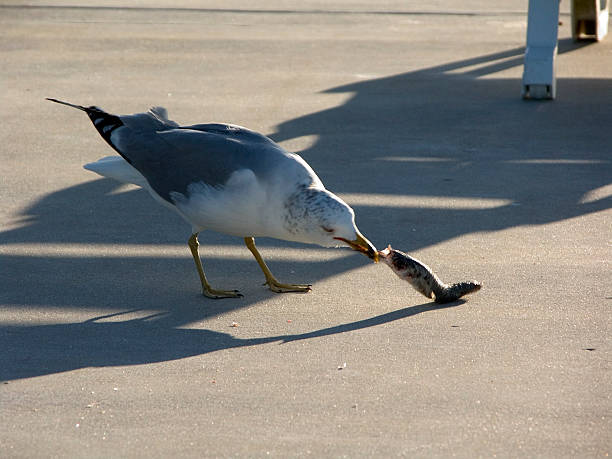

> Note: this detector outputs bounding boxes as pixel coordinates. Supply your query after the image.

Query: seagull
[47,98,378,298]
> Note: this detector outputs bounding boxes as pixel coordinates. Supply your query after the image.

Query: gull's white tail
[84,156,147,187]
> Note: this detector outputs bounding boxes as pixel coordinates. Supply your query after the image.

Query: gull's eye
[321,226,335,233]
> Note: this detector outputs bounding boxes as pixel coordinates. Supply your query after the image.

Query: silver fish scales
[379,245,481,303]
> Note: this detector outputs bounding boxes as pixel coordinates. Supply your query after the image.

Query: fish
[378,245,481,303]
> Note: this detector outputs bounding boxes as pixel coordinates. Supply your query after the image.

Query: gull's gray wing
[45,99,314,204]
[113,120,305,203]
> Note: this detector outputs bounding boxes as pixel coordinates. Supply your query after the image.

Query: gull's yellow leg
[244,237,311,293]
[188,233,242,299]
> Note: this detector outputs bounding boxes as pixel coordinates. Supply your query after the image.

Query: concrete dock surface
[1,1,610,457]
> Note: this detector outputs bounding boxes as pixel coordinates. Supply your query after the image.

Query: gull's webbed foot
[188,233,243,300]
[263,278,312,294]
[202,286,243,300]
[244,237,312,294]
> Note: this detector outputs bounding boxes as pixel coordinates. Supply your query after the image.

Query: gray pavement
[1,1,610,457]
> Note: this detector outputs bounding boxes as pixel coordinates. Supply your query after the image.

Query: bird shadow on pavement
[0,299,457,381]
[1,39,610,380]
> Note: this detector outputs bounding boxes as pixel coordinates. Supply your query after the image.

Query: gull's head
[283,186,378,262]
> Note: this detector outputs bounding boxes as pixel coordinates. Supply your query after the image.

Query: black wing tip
[46,98,110,118]
[46,97,89,112]
[47,97,126,158]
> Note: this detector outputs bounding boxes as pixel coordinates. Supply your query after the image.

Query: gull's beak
[335,232,379,263]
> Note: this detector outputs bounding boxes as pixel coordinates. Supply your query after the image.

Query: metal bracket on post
[572,0,609,41]
[522,0,561,100]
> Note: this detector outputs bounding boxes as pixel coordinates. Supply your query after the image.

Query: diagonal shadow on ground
[0,300,459,381]
[1,42,610,380]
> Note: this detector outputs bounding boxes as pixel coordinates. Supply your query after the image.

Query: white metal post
[522,0,561,99]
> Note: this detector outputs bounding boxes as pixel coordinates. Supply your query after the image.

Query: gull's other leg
[244,237,311,293]
[188,233,242,299]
